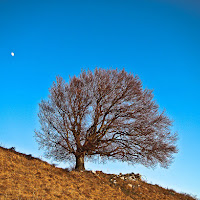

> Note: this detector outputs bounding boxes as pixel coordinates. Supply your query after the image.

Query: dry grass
[0,146,197,200]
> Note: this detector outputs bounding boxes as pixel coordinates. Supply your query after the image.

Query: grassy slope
[0,146,197,200]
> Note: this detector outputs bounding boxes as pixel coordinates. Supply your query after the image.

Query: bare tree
[35,68,178,171]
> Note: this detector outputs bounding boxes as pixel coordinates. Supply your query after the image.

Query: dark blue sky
[0,0,200,197]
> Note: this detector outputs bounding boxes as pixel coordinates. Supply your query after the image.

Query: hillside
[0,146,197,200]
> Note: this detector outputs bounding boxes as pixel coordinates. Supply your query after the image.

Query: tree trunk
[75,154,85,171]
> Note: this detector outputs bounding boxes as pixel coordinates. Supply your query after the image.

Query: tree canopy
[35,68,178,170]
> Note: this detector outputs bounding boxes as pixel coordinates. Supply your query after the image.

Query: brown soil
[0,146,197,200]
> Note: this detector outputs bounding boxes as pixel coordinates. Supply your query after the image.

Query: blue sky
[0,0,200,198]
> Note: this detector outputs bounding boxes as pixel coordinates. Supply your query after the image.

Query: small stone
[128,184,133,188]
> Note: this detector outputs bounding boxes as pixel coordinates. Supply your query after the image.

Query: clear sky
[0,0,200,198]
